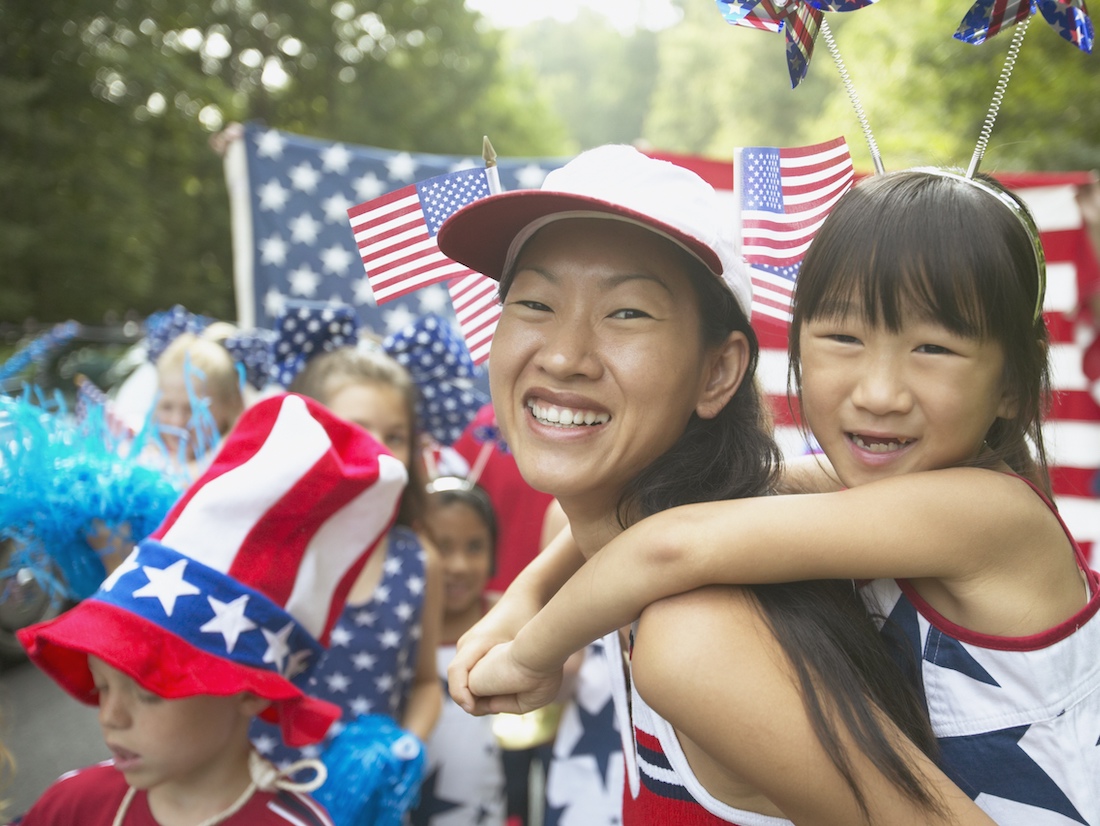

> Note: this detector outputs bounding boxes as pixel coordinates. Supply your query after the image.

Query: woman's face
[489,219,729,518]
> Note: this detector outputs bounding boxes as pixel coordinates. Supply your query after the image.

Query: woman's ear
[696,331,750,420]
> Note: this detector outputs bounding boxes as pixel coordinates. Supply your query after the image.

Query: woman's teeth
[529,401,609,427]
[850,434,912,453]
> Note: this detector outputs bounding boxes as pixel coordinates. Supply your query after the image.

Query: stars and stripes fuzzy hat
[436,144,753,319]
[18,392,408,747]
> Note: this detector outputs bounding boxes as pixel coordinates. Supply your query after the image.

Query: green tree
[0,0,569,325]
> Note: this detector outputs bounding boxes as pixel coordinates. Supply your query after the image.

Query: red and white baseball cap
[18,393,408,747]
[436,144,753,318]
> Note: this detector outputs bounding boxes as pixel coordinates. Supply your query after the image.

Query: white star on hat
[200,595,257,653]
[132,559,201,616]
[262,621,295,674]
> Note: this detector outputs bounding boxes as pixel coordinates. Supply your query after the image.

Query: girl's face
[489,219,733,517]
[426,500,493,617]
[325,380,412,468]
[799,307,1015,489]
[89,657,260,796]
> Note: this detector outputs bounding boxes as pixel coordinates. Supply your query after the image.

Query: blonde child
[152,329,245,475]
[453,168,1099,824]
[13,393,407,826]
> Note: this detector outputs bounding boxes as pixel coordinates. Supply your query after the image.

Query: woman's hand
[466,641,564,715]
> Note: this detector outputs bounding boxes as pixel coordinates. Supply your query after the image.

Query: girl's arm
[633,586,996,825]
[401,543,445,741]
[447,523,585,714]
[469,467,1064,703]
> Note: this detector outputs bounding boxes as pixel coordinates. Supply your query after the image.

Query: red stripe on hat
[225,423,387,611]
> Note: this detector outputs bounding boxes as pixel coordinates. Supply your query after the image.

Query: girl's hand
[466,641,564,715]
[448,603,529,714]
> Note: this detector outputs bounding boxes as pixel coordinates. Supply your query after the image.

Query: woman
[434,145,992,824]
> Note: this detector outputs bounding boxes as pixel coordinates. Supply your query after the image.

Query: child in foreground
[453,169,1100,824]
[13,392,408,826]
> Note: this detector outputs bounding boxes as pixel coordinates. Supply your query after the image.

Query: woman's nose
[537,319,602,380]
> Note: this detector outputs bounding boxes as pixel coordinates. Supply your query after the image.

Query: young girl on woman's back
[454,169,1099,825]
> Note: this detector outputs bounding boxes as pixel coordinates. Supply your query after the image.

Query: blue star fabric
[383,314,489,447]
[269,300,360,388]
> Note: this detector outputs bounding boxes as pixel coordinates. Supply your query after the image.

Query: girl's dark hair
[790,169,1053,497]
[290,345,428,527]
[426,479,498,575]
[503,231,942,820]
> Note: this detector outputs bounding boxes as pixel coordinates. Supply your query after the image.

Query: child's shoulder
[15,763,128,825]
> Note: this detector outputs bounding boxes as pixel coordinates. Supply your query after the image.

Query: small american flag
[736,136,854,325]
[348,168,491,303]
[447,273,501,365]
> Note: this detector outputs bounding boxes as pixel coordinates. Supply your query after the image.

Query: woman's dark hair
[789,169,1053,497]
[426,479,498,575]
[503,226,943,820]
[290,344,428,527]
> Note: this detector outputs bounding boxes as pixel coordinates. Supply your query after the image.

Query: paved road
[0,657,108,818]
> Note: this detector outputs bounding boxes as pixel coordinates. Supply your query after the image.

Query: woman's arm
[447,524,585,714]
[469,468,1062,701]
[401,542,444,741]
[632,586,995,825]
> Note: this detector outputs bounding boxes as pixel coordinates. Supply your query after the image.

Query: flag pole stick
[483,136,502,194]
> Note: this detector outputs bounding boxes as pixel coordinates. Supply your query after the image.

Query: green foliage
[0,0,569,325]
[644,1,1100,174]
[3,0,1099,328]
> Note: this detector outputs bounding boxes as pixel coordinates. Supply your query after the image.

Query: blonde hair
[156,332,245,435]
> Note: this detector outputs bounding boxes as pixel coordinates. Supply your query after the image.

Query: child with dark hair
[408,478,507,826]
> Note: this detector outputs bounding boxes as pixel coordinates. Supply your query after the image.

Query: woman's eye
[513,299,551,312]
[610,308,652,320]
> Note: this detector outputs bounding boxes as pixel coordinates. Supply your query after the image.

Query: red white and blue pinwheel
[956,0,1093,53]
[716,1,878,88]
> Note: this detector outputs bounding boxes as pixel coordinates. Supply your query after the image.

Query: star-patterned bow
[956,0,1094,53]
[716,0,879,87]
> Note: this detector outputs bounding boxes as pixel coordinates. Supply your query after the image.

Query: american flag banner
[736,136,855,325]
[222,122,566,354]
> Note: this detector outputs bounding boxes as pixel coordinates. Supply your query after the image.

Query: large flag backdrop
[223,123,1100,562]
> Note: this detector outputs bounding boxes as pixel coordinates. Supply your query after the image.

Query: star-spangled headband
[99,541,322,684]
[270,301,360,388]
[382,314,488,446]
[915,167,1047,323]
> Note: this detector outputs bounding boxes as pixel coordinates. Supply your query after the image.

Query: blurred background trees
[1,0,1098,325]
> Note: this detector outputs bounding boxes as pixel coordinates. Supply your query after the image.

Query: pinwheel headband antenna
[818,18,883,175]
[966,14,1031,178]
